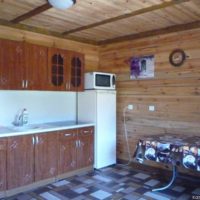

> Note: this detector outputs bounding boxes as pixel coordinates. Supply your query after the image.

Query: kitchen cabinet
[25,43,48,90]
[0,138,6,191]
[0,38,85,91]
[7,135,34,189]
[77,127,94,168]
[2,125,93,194]
[58,127,94,174]
[69,52,84,91]
[0,39,24,90]
[58,129,77,174]
[48,47,70,91]
[34,132,58,181]
[0,39,48,90]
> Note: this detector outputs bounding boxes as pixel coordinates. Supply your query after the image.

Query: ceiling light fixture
[48,0,76,10]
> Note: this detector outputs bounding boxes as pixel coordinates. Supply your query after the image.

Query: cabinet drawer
[78,127,94,136]
[59,129,77,139]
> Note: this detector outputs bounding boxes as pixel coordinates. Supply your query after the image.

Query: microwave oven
[84,72,116,90]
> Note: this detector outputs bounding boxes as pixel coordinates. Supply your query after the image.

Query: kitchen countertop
[0,121,95,137]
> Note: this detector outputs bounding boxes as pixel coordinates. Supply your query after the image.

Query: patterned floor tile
[172,185,186,193]
[121,187,136,194]
[82,178,95,185]
[90,190,112,200]
[144,191,171,200]
[52,180,70,187]
[144,179,160,187]
[133,173,150,180]
[123,192,141,200]
[73,187,89,194]
[5,164,199,200]
[57,189,78,199]
[93,175,112,183]
[40,192,62,200]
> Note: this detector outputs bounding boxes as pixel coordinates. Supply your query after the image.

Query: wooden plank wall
[0,25,99,72]
[99,28,200,175]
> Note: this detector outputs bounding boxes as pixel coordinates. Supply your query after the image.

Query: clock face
[169,49,186,67]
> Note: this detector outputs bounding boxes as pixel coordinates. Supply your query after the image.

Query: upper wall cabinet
[0,38,85,91]
[25,43,48,90]
[69,52,84,91]
[48,48,69,91]
[0,39,25,90]
[0,39,48,90]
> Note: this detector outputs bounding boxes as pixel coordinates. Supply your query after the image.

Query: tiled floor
[3,165,200,200]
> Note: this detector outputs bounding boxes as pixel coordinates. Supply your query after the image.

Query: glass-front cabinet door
[48,48,68,91]
[70,52,84,91]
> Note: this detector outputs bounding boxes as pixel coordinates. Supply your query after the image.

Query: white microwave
[84,72,116,90]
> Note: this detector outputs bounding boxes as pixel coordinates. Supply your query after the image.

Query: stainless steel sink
[8,124,52,132]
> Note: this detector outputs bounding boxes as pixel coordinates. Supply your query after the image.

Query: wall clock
[169,49,186,67]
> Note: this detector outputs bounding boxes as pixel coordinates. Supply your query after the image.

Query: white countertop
[0,121,95,137]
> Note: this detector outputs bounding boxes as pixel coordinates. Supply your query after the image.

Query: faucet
[13,108,28,126]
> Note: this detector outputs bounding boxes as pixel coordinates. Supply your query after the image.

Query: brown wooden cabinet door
[48,48,70,91]
[0,39,3,89]
[34,132,58,181]
[58,129,77,174]
[25,43,48,90]
[77,127,94,168]
[1,39,25,90]
[69,52,84,91]
[7,135,34,189]
[0,138,7,191]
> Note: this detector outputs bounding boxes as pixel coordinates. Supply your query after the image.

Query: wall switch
[149,105,155,111]
[128,104,133,110]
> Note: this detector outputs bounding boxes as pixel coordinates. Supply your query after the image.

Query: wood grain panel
[7,135,34,189]
[0,26,99,72]
[0,138,7,191]
[99,28,200,176]
[34,132,58,181]
[58,129,77,174]
[77,127,94,168]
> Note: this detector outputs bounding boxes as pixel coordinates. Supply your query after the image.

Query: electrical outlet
[128,104,133,110]
[149,105,155,112]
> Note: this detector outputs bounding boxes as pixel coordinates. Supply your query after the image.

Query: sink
[8,124,53,132]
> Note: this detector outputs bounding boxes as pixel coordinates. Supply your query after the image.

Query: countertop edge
[0,123,95,138]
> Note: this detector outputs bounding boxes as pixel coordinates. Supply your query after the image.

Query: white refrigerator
[78,90,116,169]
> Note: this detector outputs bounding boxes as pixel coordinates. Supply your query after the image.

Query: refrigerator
[78,90,116,169]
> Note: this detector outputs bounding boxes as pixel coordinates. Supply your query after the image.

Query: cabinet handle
[32,136,35,145]
[64,133,71,137]
[83,130,90,134]
[36,136,39,144]
[78,140,81,147]
[22,80,25,88]
[75,140,78,148]
[26,80,28,88]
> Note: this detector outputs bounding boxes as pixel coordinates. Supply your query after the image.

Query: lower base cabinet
[77,127,94,168]
[58,129,77,174]
[1,126,94,195]
[7,135,34,189]
[58,126,94,174]
[35,132,58,181]
[0,138,7,192]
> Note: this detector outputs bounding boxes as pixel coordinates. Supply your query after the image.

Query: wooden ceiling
[0,0,200,45]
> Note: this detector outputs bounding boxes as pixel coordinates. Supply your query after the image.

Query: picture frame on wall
[130,55,155,79]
